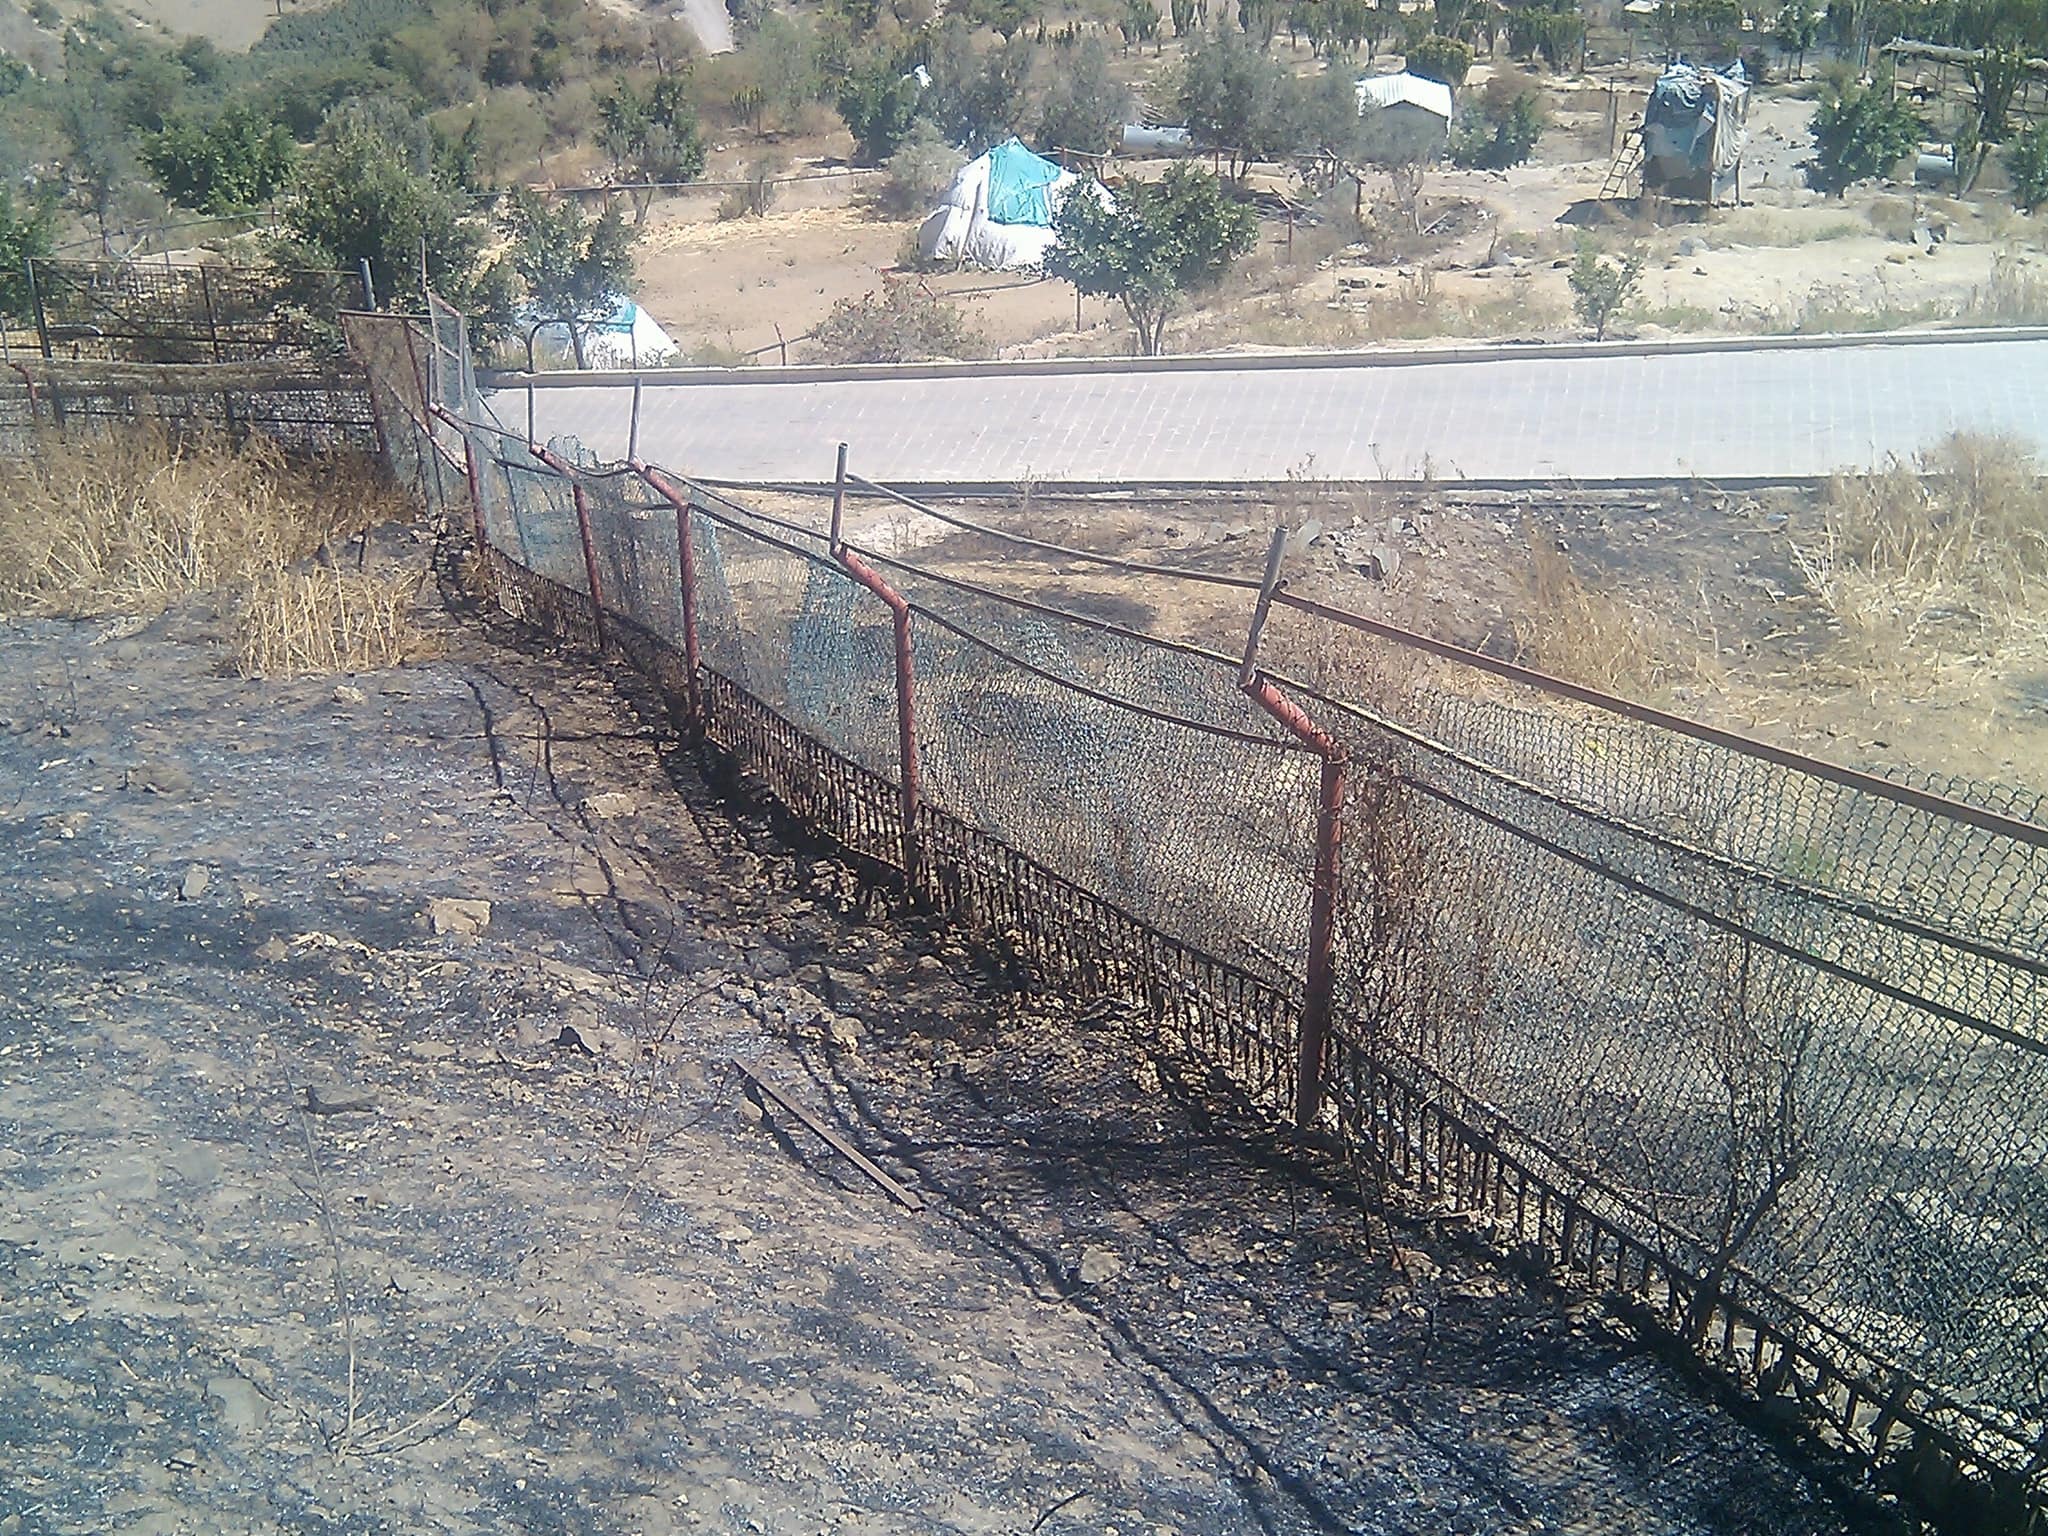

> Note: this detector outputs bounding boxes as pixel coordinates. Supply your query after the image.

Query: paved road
[489,335,2048,484]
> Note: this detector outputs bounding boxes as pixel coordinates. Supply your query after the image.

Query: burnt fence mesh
[357,301,2048,1526]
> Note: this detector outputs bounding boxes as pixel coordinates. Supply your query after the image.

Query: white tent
[917,138,1106,272]
[527,296,678,370]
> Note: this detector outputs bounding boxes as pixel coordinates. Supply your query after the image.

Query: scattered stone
[332,684,368,706]
[405,1040,456,1061]
[947,1373,977,1396]
[747,946,792,981]
[123,760,191,797]
[551,1023,596,1056]
[1676,235,1707,257]
[1077,1245,1124,1286]
[426,896,492,938]
[714,1223,755,1244]
[826,1014,865,1052]
[178,865,210,902]
[582,790,637,818]
[255,936,289,963]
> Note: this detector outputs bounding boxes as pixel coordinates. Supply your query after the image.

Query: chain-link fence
[0,359,377,455]
[354,304,2048,1530]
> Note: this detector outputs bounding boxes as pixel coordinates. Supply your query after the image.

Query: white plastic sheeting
[916,138,1108,271]
[527,297,679,370]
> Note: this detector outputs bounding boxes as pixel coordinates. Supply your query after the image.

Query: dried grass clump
[1511,532,1717,697]
[0,425,407,617]
[1793,432,2048,669]
[233,564,435,678]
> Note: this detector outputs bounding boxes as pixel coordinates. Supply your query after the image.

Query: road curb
[483,326,2048,390]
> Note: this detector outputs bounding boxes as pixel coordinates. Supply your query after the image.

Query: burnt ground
[0,570,1902,1536]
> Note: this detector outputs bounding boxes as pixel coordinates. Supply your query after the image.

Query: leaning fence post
[1241,527,1347,1130]
[530,443,609,654]
[634,463,703,732]
[830,451,923,897]
[25,260,50,361]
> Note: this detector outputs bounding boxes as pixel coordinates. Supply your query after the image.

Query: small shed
[1354,72,1454,164]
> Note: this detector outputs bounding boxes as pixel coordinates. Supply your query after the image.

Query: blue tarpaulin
[982,138,1065,227]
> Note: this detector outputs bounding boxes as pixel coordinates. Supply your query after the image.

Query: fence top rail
[843,470,1266,593]
[1273,589,2048,850]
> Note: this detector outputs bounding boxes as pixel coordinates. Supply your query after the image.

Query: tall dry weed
[1511,531,1719,697]
[0,426,407,617]
[0,424,430,676]
[1794,433,2048,668]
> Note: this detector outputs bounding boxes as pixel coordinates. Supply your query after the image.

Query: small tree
[878,117,965,217]
[1036,38,1132,155]
[1178,31,1302,179]
[1046,162,1258,355]
[145,102,298,214]
[1404,31,1472,87]
[277,108,504,319]
[1772,2,1819,77]
[0,187,55,322]
[2007,125,2048,213]
[1568,238,1644,340]
[1803,82,1923,196]
[1448,68,1547,169]
[838,53,922,163]
[503,190,637,368]
[808,282,983,362]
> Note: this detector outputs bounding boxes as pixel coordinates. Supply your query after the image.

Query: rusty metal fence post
[634,463,704,731]
[831,445,923,898]
[1241,528,1348,1128]
[529,442,609,654]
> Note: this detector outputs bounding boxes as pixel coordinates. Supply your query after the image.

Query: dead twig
[734,1061,925,1212]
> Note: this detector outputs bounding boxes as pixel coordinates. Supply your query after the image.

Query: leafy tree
[746,10,822,127]
[1120,0,1163,50]
[1772,3,1820,76]
[838,52,922,162]
[1568,238,1643,339]
[275,107,506,319]
[1238,0,1283,47]
[502,188,637,368]
[1178,31,1301,178]
[1404,32,1471,87]
[877,117,965,216]
[145,103,298,214]
[808,281,983,361]
[1046,162,1258,355]
[2006,125,2048,212]
[1035,38,1132,155]
[1505,0,1584,68]
[58,96,153,251]
[1803,83,1923,195]
[0,187,55,322]
[1170,0,1202,35]
[1448,68,1546,168]
[596,75,707,184]
[924,28,1036,152]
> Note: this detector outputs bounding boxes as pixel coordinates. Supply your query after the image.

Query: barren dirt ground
[1,549,1891,1536]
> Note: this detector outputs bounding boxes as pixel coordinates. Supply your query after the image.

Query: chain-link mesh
[346,315,2048,1510]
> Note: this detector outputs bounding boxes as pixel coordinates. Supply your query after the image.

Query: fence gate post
[1241,527,1348,1129]
[632,464,703,732]
[530,443,609,654]
[24,260,50,361]
[830,448,922,897]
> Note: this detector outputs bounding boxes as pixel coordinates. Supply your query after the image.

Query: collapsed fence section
[0,359,377,455]
[352,307,2048,1529]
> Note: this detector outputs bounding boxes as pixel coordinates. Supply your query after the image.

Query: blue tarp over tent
[983,138,1065,227]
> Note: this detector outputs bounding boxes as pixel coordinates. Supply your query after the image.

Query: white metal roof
[1355,72,1455,119]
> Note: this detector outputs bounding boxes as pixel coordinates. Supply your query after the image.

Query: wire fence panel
[348,311,2048,1521]
[26,259,365,363]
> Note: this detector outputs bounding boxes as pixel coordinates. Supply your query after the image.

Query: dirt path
[0,567,1887,1535]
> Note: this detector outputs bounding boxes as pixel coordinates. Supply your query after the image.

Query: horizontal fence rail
[355,299,2048,1534]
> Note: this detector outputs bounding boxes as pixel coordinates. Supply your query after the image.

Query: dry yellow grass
[0,425,431,677]
[1794,433,2048,673]
[233,564,434,678]
[1511,531,1719,698]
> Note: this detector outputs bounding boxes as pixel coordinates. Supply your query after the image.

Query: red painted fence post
[830,446,923,898]
[529,442,609,654]
[1241,527,1348,1130]
[634,463,704,732]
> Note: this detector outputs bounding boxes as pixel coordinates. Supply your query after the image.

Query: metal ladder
[1600,128,1643,200]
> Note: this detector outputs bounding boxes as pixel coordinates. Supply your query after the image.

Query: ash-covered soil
[0,576,1892,1536]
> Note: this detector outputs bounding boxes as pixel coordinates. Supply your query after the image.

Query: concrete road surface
[486,334,2048,485]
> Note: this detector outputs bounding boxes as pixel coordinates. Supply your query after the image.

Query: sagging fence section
[351,298,2048,1528]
